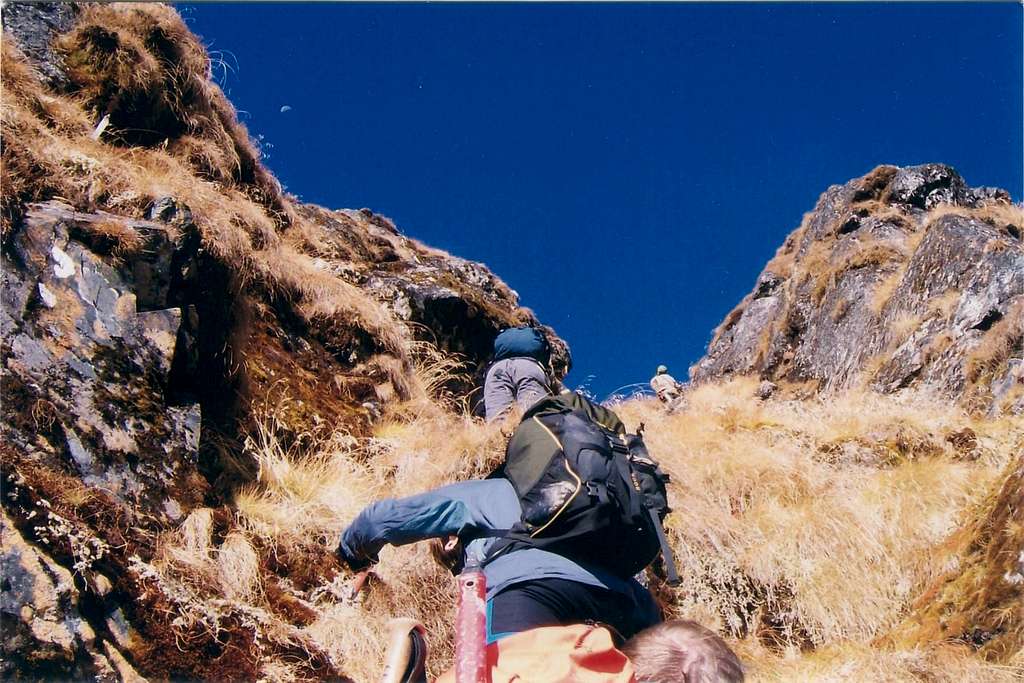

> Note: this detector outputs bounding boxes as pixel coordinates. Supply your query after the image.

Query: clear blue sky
[181,3,1022,399]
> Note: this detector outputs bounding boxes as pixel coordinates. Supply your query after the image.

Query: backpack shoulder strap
[563,393,625,434]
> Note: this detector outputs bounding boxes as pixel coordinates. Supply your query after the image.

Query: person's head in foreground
[623,619,744,683]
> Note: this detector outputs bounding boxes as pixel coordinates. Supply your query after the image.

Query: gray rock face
[888,164,970,210]
[2,202,206,520]
[0,2,79,88]
[0,508,145,681]
[299,204,571,382]
[692,165,1023,412]
[1,201,207,679]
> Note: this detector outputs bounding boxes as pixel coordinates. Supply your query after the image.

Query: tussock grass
[889,313,924,346]
[143,377,1021,679]
[927,289,961,321]
[736,640,1022,682]
[260,243,409,357]
[8,7,1019,678]
[55,4,288,214]
[156,391,500,679]
[3,8,411,372]
[235,399,377,545]
[928,201,1024,240]
[613,379,1017,647]
[217,532,263,603]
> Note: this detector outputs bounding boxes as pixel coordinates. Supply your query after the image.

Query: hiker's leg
[484,361,515,422]
[509,358,552,412]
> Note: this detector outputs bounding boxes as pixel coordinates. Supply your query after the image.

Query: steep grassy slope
[0,5,546,679]
[2,5,1021,681]
[190,378,1019,680]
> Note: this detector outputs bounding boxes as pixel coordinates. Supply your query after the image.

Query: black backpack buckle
[586,481,610,504]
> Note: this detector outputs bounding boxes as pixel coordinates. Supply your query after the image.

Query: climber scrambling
[337,475,661,644]
[484,326,556,421]
[338,390,679,642]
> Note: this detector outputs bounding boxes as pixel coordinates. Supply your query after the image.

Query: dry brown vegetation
[927,201,1024,241]
[963,298,1024,411]
[4,8,1022,681]
[136,375,1023,680]
[2,11,409,370]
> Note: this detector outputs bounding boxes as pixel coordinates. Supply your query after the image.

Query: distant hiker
[484,326,555,421]
[337,477,661,643]
[650,366,683,410]
[622,620,744,683]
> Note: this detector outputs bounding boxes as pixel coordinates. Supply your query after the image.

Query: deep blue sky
[181,3,1022,399]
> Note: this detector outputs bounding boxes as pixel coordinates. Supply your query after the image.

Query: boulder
[0,2,78,88]
[1,201,207,524]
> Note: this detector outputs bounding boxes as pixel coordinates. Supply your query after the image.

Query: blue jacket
[340,479,658,617]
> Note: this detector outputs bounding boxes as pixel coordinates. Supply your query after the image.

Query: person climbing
[337,476,662,644]
[650,365,683,411]
[484,326,555,421]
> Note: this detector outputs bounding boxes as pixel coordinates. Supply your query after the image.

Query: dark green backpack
[489,392,680,584]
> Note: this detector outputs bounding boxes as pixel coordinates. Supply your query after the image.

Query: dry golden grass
[927,289,961,321]
[143,376,1022,680]
[736,640,1022,682]
[3,11,410,369]
[67,215,149,257]
[762,213,812,281]
[235,401,377,546]
[962,299,1024,413]
[259,243,409,357]
[889,313,924,346]
[613,379,1017,646]
[8,8,1021,679]
[54,3,288,213]
[854,165,900,204]
[159,393,503,679]
[964,299,1024,385]
[870,269,903,316]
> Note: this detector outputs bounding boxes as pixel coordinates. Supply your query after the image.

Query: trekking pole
[454,559,490,683]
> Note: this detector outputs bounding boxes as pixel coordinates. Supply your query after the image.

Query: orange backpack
[435,624,636,683]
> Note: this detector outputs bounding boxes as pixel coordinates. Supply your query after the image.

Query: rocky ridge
[692,163,1023,414]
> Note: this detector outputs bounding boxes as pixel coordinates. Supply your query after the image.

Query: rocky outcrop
[0,201,208,678]
[294,204,571,392]
[0,2,78,88]
[692,164,1023,413]
[1,6,568,678]
[2,201,206,523]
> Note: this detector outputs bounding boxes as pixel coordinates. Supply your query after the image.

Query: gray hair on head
[622,620,744,683]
